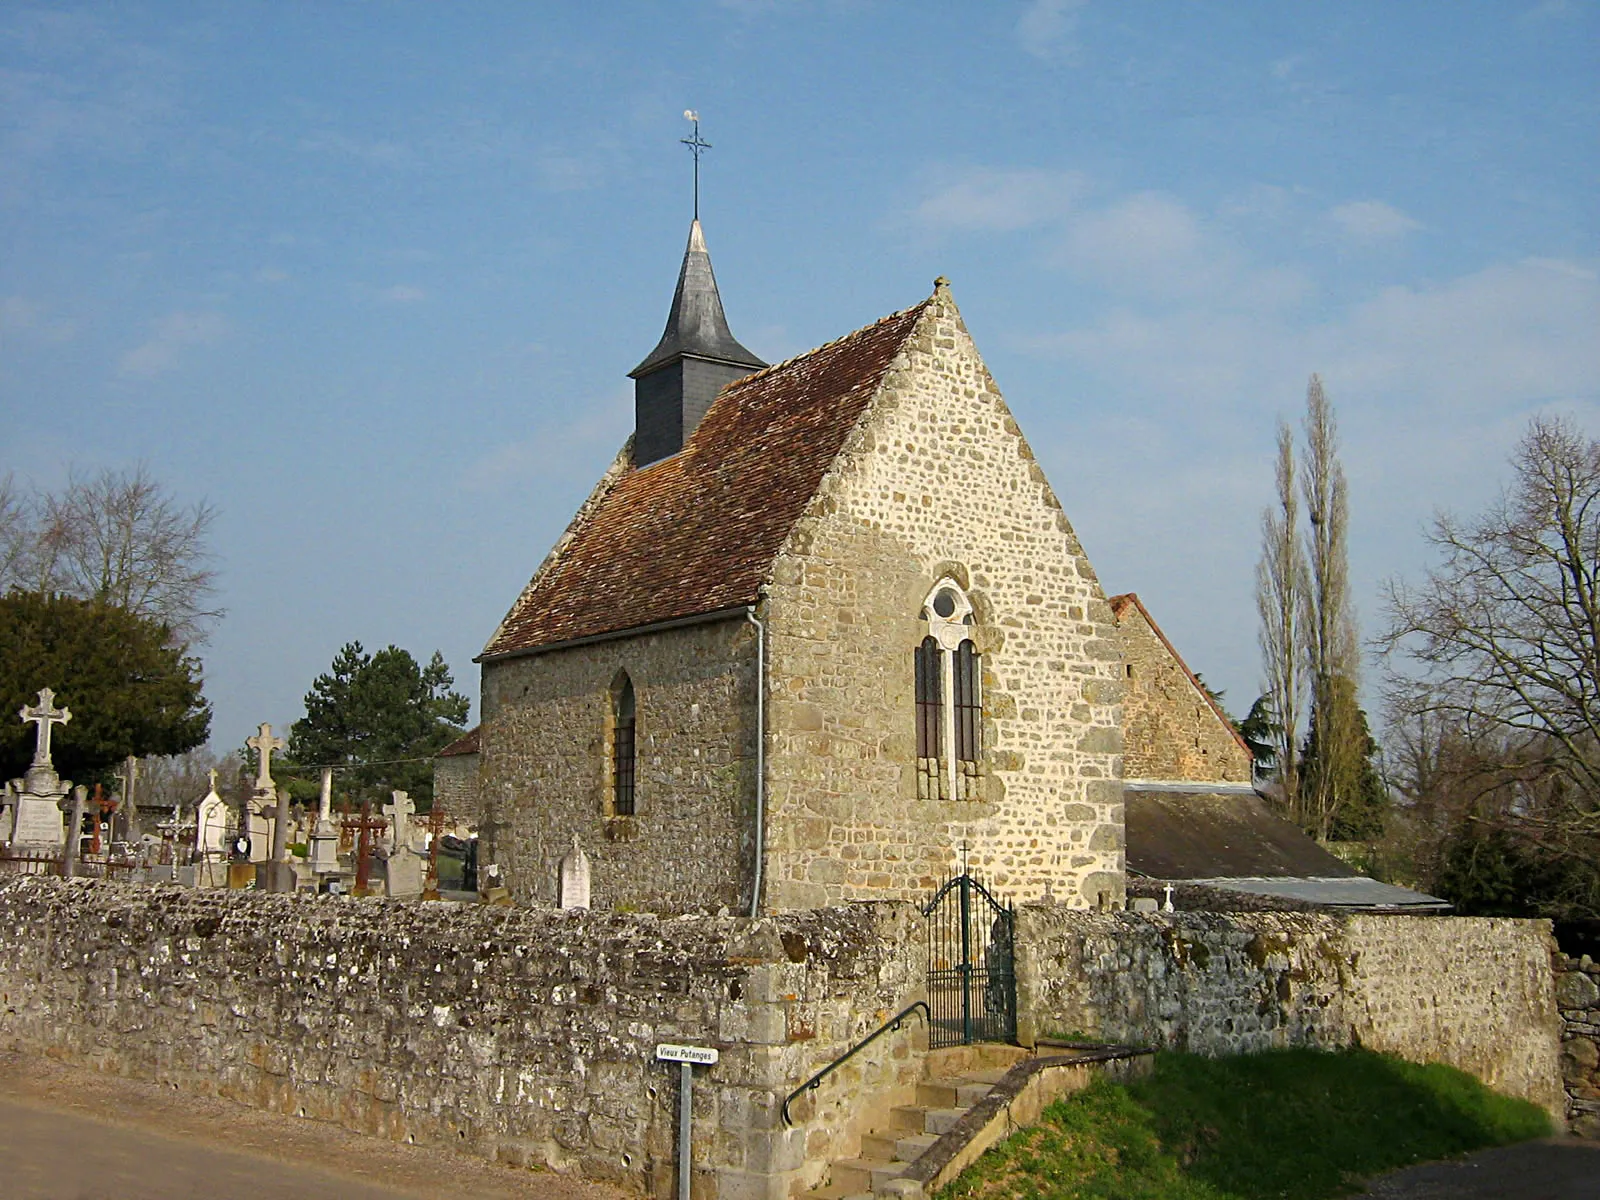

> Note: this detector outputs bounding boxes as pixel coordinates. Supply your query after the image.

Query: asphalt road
[1352,1138,1600,1200]
[0,1052,626,1200]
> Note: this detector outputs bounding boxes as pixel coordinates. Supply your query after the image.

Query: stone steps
[805,1047,1029,1198]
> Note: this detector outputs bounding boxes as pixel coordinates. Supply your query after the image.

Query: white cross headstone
[559,836,591,910]
[382,790,415,854]
[245,723,285,795]
[20,688,70,768]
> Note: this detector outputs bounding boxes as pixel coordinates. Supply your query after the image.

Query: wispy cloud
[1329,200,1424,244]
[298,129,411,167]
[118,310,227,377]
[1017,0,1089,65]
[378,284,426,303]
[913,167,1085,232]
[0,296,75,344]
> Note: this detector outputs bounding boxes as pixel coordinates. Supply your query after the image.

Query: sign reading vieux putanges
[655,1043,719,1065]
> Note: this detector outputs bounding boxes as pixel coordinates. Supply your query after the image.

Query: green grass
[939,1047,1553,1200]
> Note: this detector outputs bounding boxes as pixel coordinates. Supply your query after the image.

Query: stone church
[472,218,1140,914]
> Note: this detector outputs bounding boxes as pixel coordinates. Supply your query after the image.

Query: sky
[2,1,1596,754]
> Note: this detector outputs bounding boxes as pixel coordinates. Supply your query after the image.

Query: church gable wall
[1114,601,1252,783]
[479,617,756,911]
[761,293,1126,910]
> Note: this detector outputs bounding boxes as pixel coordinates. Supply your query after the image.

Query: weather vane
[681,110,711,221]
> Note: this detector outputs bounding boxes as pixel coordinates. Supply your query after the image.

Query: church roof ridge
[480,292,939,661]
[718,293,938,394]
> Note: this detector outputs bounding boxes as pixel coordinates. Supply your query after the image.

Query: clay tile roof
[481,298,934,660]
[436,726,480,757]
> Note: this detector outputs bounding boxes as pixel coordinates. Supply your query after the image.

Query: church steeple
[629,219,766,467]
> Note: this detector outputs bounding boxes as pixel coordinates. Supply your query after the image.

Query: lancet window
[611,673,637,817]
[915,580,982,801]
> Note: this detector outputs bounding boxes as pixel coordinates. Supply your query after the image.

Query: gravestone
[194,771,229,858]
[382,791,415,855]
[384,851,424,900]
[11,688,72,849]
[559,836,591,910]
[258,786,297,893]
[308,767,339,873]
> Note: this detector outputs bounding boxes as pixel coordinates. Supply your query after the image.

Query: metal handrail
[780,1001,929,1127]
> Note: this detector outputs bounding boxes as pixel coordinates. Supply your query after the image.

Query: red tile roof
[482,299,933,659]
[436,725,480,757]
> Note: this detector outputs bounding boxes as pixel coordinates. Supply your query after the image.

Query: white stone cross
[382,790,415,852]
[19,688,71,768]
[207,768,218,791]
[246,723,285,794]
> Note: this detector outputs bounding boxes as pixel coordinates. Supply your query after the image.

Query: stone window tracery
[916,579,982,801]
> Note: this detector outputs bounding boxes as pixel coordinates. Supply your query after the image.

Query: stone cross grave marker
[559,836,591,910]
[245,723,284,795]
[382,790,415,854]
[20,688,70,768]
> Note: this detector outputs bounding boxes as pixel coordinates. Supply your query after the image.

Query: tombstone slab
[12,797,65,846]
[384,852,423,900]
[559,837,591,910]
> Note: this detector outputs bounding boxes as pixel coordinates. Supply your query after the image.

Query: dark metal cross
[681,110,711,221]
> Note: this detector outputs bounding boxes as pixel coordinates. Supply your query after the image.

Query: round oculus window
[933,589,959,618]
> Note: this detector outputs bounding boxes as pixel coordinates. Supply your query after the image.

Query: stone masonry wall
[432,751,482,828]
[761,287,1125,910]
[1015,906,1564,1119]
[0,878,925,1199]
[1111,599,1251,783]
[480,617,756,912]
[1555,953,1600,1137]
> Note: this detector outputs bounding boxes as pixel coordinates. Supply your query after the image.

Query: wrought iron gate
[922,873,1016,1048]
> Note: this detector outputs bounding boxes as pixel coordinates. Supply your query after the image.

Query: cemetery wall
[0,877,922,1198]
[761,288,1126,911]
[1555,953,1600,1138]
[1015,906,1565,1120]
[479,617,758,912]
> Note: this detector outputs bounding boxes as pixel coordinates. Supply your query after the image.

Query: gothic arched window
[916,580,982,800]
[612,673,637,816]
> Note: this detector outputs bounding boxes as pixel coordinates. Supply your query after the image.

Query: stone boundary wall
[1014,906,1564,1121]
[1555,953,1600,1138]
[0,878,924,1199]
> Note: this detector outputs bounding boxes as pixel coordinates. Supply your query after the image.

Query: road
[0,1051,627,1200]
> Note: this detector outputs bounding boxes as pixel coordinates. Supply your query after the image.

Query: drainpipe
[745,603,766,917]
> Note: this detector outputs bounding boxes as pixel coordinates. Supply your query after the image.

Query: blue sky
[2,1,1596,752]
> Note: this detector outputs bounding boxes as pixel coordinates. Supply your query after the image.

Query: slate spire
[630,219,766,467]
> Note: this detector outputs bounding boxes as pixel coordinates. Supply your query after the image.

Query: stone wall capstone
[0,877,924,1198]
[1014,906,1564,1121]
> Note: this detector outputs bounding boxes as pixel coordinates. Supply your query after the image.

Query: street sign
[655,1043,719,1065]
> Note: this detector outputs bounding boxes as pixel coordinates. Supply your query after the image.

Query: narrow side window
[954,639,981,764]
[915,636,943,760]
[613,675,636,816]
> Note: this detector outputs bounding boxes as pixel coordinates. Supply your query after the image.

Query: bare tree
[1300,377,1364,840]
[1256,419,1305,818]
[1382,415,1600,831]
[0,465,221,645]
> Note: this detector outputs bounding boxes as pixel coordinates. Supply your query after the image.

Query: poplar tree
[1256,420,1306,821]
[1299,377,1365,841]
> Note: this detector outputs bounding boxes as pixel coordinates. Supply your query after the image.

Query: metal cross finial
[681,110,711,221]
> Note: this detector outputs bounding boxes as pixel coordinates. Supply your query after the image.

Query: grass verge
[939,1047,1552,1200]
